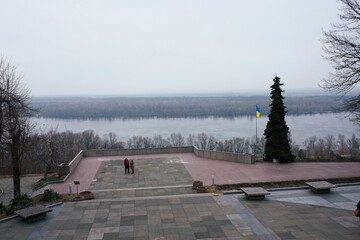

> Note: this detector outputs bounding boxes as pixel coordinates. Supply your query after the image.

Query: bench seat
[15,205,52,222]
[241,187,270,200]
[305,181,336,194]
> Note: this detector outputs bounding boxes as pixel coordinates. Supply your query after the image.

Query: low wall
[193,147,255,164]
[58,150,84,178]
[82,146,194,157]
[68,150,84,173]
[67,146,255,176]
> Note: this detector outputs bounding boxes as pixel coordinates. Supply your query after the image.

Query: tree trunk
[43,163,51,180]
[0,103,3,139]
[12,157,21,199]
[11,129,22,199]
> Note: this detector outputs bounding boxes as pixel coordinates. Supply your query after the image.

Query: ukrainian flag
[256,105,262,118]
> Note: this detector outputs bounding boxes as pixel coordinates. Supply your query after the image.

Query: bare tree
[325,134,337,158]
[322,0,360,121]
[347,133,360,157]
[222,139,233,152]
[207,136,217,150]
[143,136,152,148]
[103,132,123,149]
[315,138,326,159]
[337,134,347,155]
[168,133,185,147]
[232,137,247,153]
[107,132,117,148]
[0,57,33,198]
[81,130,101,149]
[196,133,209,150]
[304,136,317,158]
[152,135,169,147]
[186,134,196,146]
[126,136,152,149]
[215,141,225,151]
[28,133,54,179]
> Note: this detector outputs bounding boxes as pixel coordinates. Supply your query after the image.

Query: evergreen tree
[264,76,295,163]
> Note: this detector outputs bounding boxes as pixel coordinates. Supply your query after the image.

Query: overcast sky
[1,0,340,96]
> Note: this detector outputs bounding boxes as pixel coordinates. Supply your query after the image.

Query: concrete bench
[305,181,336,194]
[241,187,270,200]
[15,205,52,222]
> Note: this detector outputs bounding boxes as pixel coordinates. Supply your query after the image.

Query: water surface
[32,113,359,145]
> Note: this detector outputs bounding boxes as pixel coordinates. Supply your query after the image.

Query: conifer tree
[264,76,295,163]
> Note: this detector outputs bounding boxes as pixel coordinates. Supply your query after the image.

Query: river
[31,113,359,145]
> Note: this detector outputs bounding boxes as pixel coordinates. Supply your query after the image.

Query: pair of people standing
[123,158,134,174]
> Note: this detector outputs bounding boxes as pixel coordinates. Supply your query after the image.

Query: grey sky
[1,0,339,96]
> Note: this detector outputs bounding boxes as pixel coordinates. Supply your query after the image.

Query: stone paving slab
[242,197,360,240]
[92,186,195,199]
[267,185,360,211]
[2,186,359,239]
[90,158,193,191]
[0,195,246,240]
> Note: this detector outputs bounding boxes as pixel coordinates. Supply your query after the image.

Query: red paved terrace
[49,153,360,193]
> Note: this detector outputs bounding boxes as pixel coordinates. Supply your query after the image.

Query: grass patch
[205,185,218,193]
[32,193,76,204]
[33,173,66,190]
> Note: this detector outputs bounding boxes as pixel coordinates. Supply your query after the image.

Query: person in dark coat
[130,159,135,174]
[355,200,360,217]
[124,158,130,174]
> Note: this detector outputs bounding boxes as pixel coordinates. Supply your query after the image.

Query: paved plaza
[0,153,359,239]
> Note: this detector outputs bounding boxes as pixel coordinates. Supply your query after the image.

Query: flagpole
[255,105,261,155]
[256,113,258,154]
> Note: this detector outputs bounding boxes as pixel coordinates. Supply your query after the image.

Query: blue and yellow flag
[256,105,262,118]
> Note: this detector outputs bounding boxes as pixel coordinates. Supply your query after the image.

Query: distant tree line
[297,134,360,161]
[1,130,359,175]
[30,95,344,119]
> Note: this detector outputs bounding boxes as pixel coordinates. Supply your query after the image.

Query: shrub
[42,189,60,202]
[6,194,32,215]
[10,193,32,208]
[0,202,6,214]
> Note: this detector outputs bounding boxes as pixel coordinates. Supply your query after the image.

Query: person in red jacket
[124,158,130,174]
